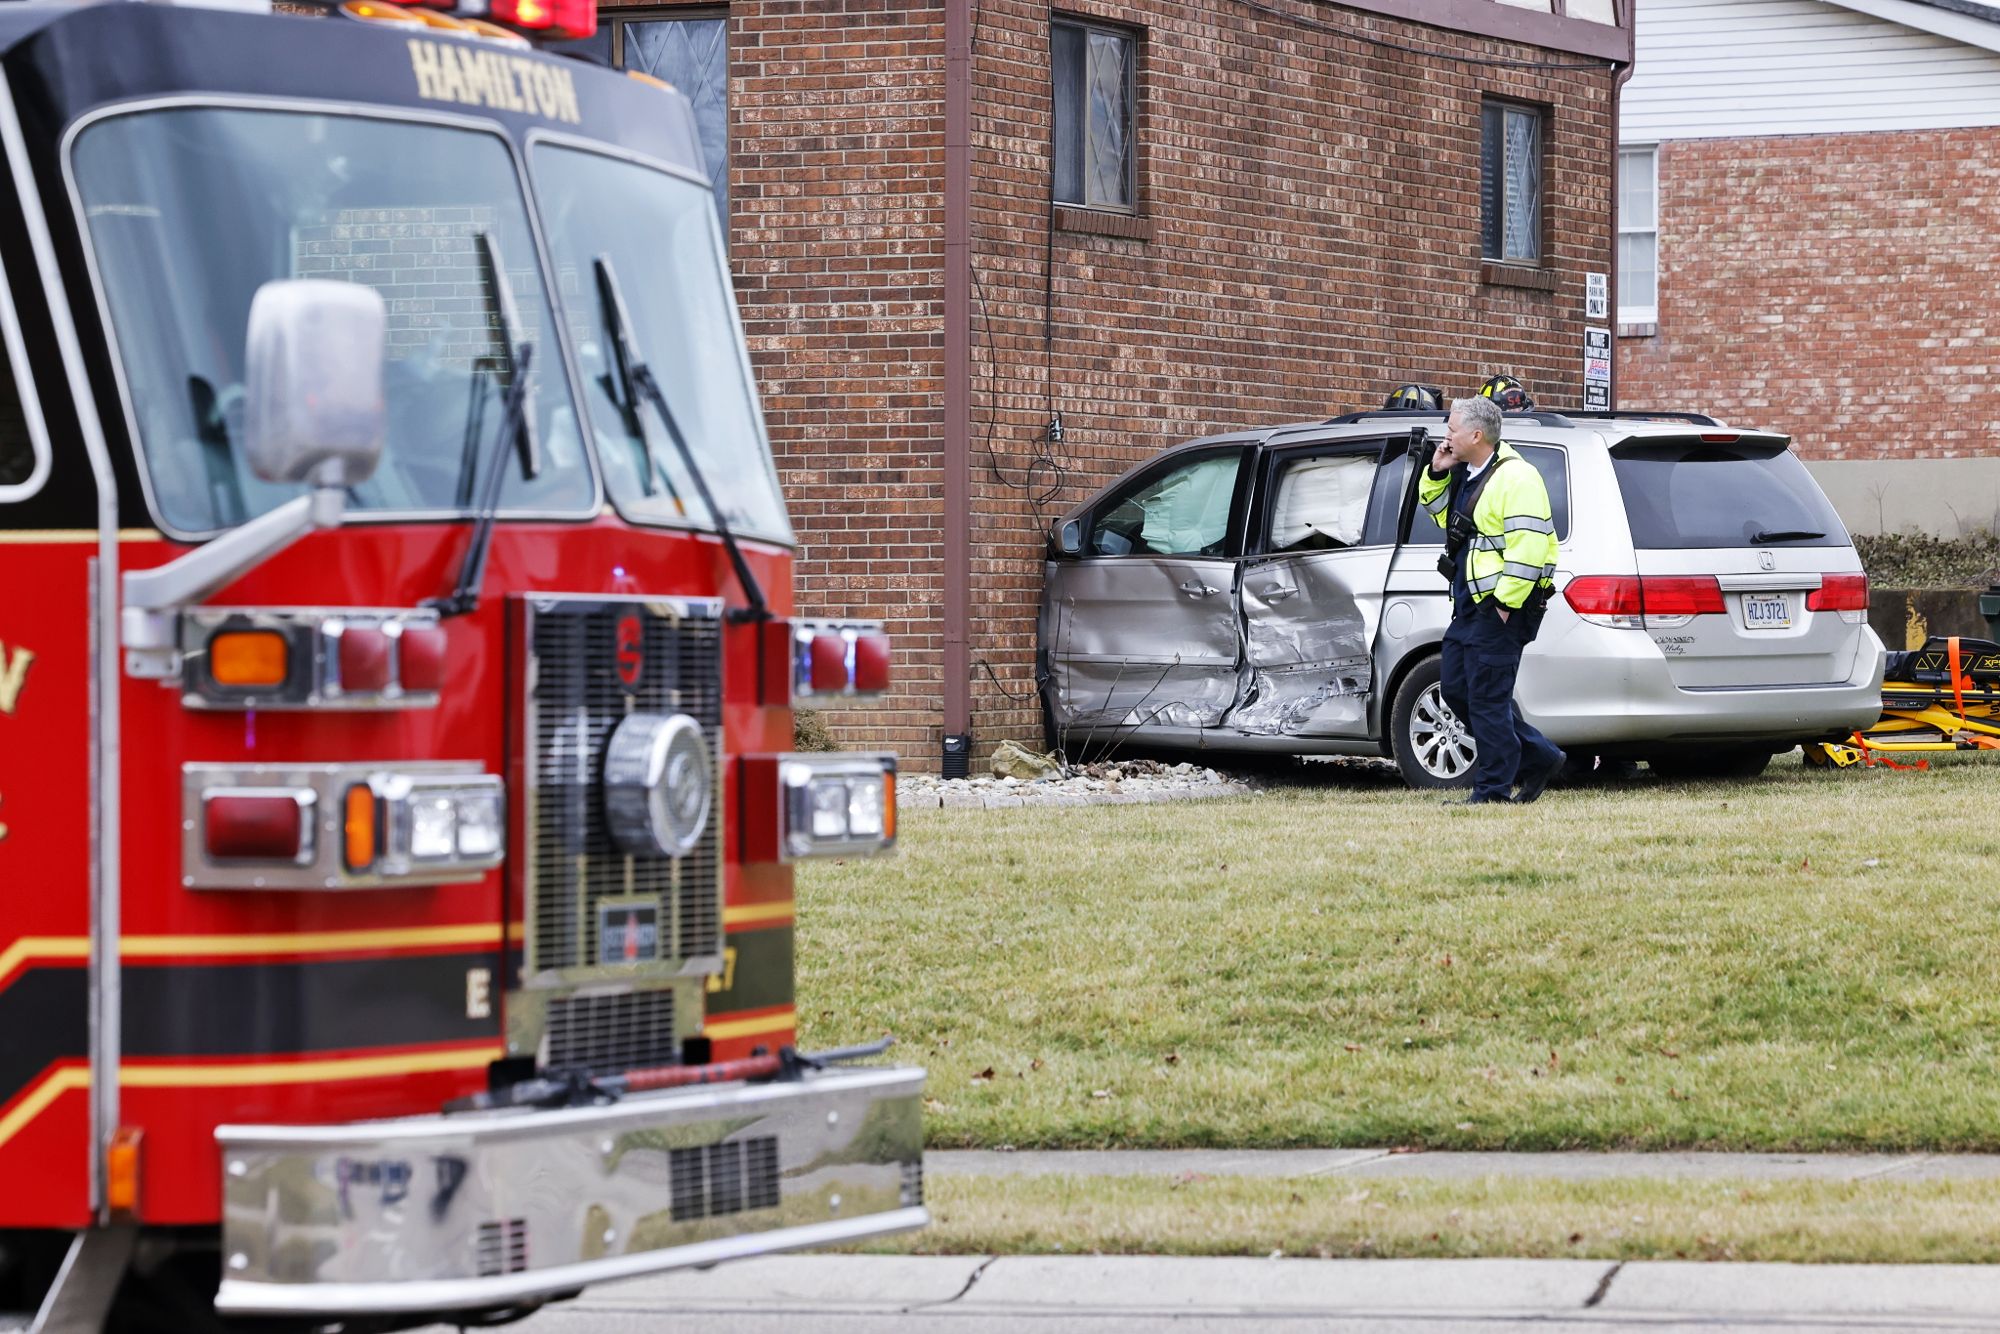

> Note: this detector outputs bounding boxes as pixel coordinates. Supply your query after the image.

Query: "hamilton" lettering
[408,39,582,124]
[0,641,33,716]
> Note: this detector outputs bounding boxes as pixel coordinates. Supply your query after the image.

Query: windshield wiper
[429,342,533,619]
[1751,529,1825,543]
[594,255,769,624]
[431,234,544,618]
[471,231,541,485]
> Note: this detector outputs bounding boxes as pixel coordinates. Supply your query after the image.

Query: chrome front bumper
[215,1064,927,1316]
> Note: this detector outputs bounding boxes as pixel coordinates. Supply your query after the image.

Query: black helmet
[1478,374,1535,412]
[1383,383,1445,412]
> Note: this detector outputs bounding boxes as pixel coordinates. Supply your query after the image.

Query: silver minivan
[1037,408,1885,785]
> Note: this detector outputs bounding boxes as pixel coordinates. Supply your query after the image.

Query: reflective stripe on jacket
[1416,442,1557,609]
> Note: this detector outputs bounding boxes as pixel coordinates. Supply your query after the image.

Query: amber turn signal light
[344,784,378,871]
[209,630,289,687]
[107,1126,143,1220]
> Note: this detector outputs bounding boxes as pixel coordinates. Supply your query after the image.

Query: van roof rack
[1323,408,1727,429]
[1560,409,1724,427]
[1321,410,1578,427]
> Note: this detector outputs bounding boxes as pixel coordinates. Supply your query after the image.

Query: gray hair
[1453,396,1503,446]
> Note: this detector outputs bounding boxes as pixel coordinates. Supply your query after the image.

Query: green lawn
[859,1175,2000,1265]
[798,754,2000,1151]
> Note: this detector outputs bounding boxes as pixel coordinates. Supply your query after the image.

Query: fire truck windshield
[532,142,793,545]
[69,107,596,536]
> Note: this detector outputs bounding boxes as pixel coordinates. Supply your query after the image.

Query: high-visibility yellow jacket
[1417,442,1557,610]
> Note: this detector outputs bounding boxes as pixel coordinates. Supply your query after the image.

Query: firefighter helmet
[1383,383,1445,412]
[1477,374,1535,412]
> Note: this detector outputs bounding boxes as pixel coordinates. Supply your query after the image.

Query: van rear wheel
[1390,656,1475,789]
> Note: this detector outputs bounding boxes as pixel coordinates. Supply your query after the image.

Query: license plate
[1743,593,1791,630]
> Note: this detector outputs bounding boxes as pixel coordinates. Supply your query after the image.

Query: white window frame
[1617,143,1659,328]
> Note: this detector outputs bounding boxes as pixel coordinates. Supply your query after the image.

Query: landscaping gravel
[897,758,1261,809]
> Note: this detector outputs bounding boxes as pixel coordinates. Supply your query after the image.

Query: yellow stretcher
[1805,636,2000,770]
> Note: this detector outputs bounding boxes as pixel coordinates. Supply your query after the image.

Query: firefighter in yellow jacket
[1417,394,1565,803]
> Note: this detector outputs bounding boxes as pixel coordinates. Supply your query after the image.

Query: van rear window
[1610,441,1846,550]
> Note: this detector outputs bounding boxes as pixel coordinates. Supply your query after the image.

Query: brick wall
[963,0,1617,755]
[609,0,950,763]
[1620,129,2000,466]
[622,0,1615,768]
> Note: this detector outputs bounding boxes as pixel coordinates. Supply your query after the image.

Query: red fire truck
[0,0,922,1325]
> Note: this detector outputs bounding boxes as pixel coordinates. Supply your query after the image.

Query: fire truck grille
[545,988,678,1075]
[476,1218,529,1277]
[523,598,724,976]
[669,1136,782,1223]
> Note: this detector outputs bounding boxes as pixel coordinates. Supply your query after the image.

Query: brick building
[1618,0,2000,539]
[585,0,1631,768]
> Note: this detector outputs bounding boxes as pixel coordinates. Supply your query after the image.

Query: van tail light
[739,754,898,862]
[1808,572,1870,623]
[1564,575,1645,629]
[1637,576,1725,627]
[1564,574,1724,629]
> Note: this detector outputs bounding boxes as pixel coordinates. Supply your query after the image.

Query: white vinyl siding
[1623,0,2000,141]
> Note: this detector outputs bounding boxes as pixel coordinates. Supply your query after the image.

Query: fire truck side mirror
[244,279,386,492]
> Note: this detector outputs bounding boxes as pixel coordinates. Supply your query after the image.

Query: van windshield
[1610,440,1846,550]
[70,108,595,535]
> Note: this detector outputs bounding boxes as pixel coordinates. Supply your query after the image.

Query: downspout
[1608,0,1636,407]
[942,0,972,771]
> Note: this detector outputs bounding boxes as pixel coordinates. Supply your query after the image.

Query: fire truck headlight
[779,755,897,859]
[846,777,886,838]
[373,773,508,878]
[409,793,459,861]
[455,789,505,859]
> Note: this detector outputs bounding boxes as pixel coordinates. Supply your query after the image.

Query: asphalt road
[445,1255,2000,1333]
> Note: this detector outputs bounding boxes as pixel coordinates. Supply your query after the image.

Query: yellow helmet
[1383,383,1445,412]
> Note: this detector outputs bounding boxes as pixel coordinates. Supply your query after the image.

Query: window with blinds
[1618,145,1658,326]
[1480,100,1544,265]
[1053,18,1136,212]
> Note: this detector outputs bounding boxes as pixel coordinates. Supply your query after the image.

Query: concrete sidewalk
[928,1148,2000,1182]
[520,1255,2000,1331]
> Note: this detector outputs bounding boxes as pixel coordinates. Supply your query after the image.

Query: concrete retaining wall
[1867,588,1996,651]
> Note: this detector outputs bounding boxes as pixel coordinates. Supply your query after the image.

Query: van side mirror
[1051,518,1082,556]
[244,279,386,511]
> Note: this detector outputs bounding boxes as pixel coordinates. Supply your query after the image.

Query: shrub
[1854,530,2000,590]
[794,708,841,752]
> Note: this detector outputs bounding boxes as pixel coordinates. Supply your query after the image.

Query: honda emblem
[1758,551,1776,571]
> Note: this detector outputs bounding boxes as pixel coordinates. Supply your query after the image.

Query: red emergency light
[487,0,596,40]
[342,0,595,43]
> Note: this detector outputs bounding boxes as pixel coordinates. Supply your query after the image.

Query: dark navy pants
[1439,602,1563,801]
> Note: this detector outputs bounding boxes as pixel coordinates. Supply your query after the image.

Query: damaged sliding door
[1228,440,1394,737]
[1041,444,1251,735]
